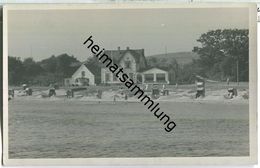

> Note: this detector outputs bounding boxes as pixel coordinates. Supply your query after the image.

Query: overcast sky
[8,8,248,62]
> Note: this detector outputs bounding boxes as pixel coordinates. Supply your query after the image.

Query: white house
[101,47,169,85]
[64,64,95,86]
[101,47,147,84]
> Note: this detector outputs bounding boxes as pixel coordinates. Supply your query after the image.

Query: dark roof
[83,64,96,75]
[78,48,147,70]
[67,63,96,76]
[102,48,145,65]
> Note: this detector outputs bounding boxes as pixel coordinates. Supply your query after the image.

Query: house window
[125,61,131,68]
[144,74,154,82]
[81,71,85,77]
[105,73,111,82]
[156,73,166,82]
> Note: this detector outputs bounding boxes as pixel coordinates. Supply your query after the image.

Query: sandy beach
[11,82,249,104]
[8,84,249,158]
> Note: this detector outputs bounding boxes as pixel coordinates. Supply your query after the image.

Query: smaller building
[64,64,95,86]
[139,67,169,84]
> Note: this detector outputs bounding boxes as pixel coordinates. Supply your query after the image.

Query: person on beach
[97,89,102,99]
[66,90,72,98]
[124,93,128,104]
[48,87,56,97]
[25,87,33,96]
[113,94,116,104]
[145,84,148,91]
[8,89,14,100]
[119,87,124,95]
[227,77,230,85]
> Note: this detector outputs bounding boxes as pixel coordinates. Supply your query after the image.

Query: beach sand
[8,86,249,158]
[9,98,249,158]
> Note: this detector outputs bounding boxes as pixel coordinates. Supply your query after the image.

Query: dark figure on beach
[66,90,73,98]
[97,90,102,99]
[22,84,27,90]
[226,88,237,99]
[195,88,204,98]
[8,89,14,100]
[120,87,124,95]
[25,88,33,96]
[124,93,128,103]
[227,78,230,85]
[9,89,14,98]
[152,85,160,99]
[71,90,74,97]
[195,77,205,98]
[49,88,56,97]
[113,95,117,104]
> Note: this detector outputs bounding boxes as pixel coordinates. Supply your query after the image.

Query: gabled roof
[79,47,147,70]
[83,64,96,75]
[70,63,96,77]
[102,48,146,65]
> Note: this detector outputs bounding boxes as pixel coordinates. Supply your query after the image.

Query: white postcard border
[2,3,258,166]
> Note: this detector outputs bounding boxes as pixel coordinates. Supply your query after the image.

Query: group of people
[10,79,239,101]
[8,84,33,100]
[22,84,33,96]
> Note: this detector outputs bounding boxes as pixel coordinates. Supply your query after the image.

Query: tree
[22,57,45,85]
[55,54,79,82]
[8,53,80,86]
[23,58,44,76]
[166,59,179,84]
[8,56,24,85]
[40,55,57,73]
[193,29,249,82]
[39,53,80,85]
[147,57,157,67]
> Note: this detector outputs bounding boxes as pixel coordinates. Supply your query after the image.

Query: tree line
[9,54,80,86]
[146,29,249,84]
[9,29,249,86]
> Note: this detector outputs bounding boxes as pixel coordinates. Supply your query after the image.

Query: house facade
[101,47,147,84]
[139,67,169,84]
[101,47,169,85]
[64,64,95,86]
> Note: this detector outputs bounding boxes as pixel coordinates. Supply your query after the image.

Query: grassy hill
[147,52,199,65]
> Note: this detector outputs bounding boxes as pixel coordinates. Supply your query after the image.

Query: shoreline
[9,86,249,105]
[10,95,249,105]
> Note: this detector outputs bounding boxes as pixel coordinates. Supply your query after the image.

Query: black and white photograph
[2,3,257,165]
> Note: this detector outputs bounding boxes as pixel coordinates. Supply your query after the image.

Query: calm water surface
[9,99,249,158]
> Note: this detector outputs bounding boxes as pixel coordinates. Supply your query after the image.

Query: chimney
[118,46,120,51]
[126,46,130,50]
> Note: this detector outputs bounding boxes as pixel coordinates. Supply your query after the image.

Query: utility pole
[165,46,167,57]
[237,59,239,86]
